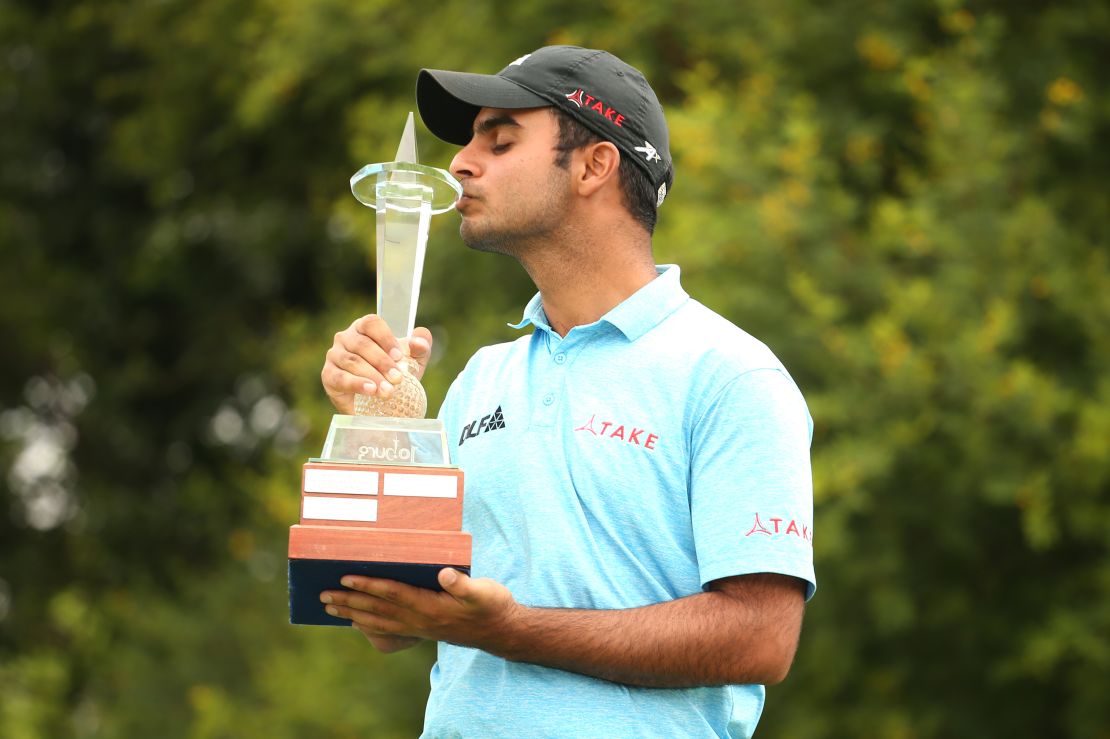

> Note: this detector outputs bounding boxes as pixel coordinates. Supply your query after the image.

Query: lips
[456,191,481,212]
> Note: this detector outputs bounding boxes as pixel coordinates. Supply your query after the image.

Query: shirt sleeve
[689,368,816,600]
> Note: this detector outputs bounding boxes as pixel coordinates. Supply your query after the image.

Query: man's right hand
[321,315,433,415]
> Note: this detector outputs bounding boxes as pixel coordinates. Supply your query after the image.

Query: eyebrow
[473,114,522,137]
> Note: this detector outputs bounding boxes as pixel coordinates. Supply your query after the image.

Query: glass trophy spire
[350,113,461,340]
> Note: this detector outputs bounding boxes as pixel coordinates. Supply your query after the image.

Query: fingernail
[387,368,403,383]
[389,347,403,361]
[341,578,353,588]
[362,382,376,394]
[379,380,394,395]
[320,594,332,604]
[441,568,457,586]
[326,606,338,616]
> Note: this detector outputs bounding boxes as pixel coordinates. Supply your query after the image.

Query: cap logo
[509,54,532,66]
[634,140,662,163]
[563,88,625,127]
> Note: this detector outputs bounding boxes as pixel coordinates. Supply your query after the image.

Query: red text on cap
[564,89,626,127]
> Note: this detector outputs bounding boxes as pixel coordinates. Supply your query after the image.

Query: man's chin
[459,224,515,257]
[459,221,482,249]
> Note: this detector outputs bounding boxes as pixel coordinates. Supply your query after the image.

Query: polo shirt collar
[509,265,689,342]
[508,291,550,332]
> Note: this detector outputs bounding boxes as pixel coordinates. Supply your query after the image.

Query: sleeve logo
[745,512,813,545]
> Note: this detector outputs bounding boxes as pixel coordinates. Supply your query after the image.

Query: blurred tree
[1,0,1107,736]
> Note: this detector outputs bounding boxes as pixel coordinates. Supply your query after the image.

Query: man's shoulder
[660,298,784,376]
[460,333,533,375]
[661,300,812,444]
[440,334,531,415]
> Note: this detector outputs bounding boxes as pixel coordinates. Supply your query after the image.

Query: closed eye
[492,142,512,154]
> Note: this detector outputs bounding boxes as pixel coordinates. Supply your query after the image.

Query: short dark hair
[551,108,658,235]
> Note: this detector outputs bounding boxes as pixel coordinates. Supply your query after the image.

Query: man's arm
[321,568,805,687]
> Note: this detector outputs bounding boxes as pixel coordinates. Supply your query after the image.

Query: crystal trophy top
[347,113,461,420]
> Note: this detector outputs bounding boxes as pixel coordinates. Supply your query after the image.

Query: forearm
[324,571,804,687]
[485,579,802,687]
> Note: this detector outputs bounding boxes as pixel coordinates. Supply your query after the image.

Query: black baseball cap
[417,46,674,207]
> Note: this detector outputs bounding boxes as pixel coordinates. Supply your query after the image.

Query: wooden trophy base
[288,525,471,626]
[289,461,468,627]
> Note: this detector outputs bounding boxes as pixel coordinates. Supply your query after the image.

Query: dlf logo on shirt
[459,406,506,446]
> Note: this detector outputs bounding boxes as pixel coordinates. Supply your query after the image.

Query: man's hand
[321,315,433,414]
[321,568,521,653]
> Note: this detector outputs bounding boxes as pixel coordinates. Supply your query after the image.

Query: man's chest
[449,358,691,530]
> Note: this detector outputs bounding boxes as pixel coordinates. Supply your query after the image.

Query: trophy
[288,114,469,626]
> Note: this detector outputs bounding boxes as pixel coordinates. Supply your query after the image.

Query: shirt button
[543,393,555,406]
[553,353,566,365]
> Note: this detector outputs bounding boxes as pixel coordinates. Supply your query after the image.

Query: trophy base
[288,524,472,627]
[288,558,471,627]
[291,430,468,627]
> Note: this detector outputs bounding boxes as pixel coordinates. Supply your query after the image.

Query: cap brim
[417,69,549,146]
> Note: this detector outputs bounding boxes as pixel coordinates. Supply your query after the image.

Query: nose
[450,139,480,181]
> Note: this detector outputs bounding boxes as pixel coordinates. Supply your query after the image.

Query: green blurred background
[2,0,1108,736]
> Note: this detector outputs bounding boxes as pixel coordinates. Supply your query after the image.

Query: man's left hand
[320,568,520,652]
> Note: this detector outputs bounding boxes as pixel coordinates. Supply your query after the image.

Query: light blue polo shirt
[423,265,815,739]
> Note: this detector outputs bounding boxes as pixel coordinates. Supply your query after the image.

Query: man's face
[449,107,572,257]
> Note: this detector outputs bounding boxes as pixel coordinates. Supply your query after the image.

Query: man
[320,46,815,738]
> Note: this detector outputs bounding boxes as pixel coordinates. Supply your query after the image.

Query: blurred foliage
[1,0,1108,736]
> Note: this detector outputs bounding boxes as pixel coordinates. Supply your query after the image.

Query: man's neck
[519,231,658,337]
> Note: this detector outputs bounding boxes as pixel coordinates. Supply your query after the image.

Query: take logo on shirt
[745,512,813,545]
[574,413,659,451]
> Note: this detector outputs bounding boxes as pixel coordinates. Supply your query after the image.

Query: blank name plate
[303,467,379,496]
[383,472,457,498]
[302,496,378,522]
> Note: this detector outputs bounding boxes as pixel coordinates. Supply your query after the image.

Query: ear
[575,141,621,198]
